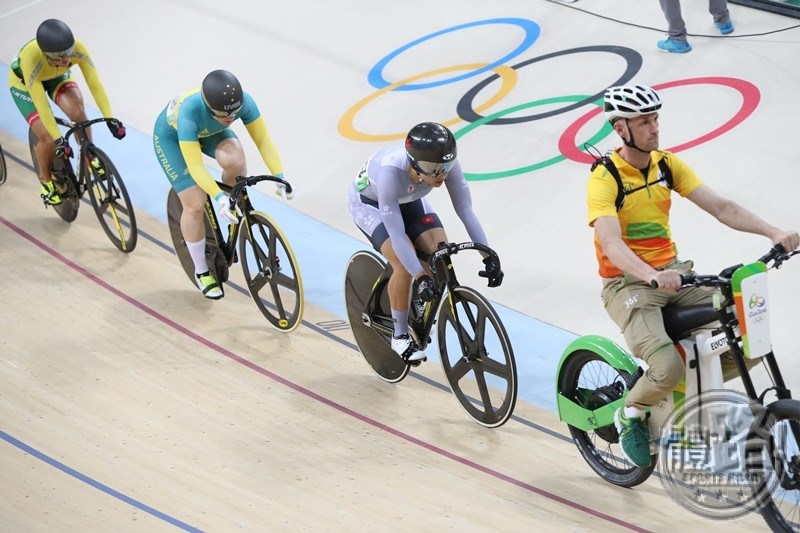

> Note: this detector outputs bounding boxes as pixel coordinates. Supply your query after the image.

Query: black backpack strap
[591,155,626,212]
[657,156,673,189]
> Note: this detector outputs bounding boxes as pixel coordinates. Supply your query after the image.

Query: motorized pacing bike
[344,241,517,428]
[28,117,137,252]
[166,175,304,333]
[555,246,800,531]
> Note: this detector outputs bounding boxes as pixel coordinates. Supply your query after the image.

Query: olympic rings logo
[338,18,761,181]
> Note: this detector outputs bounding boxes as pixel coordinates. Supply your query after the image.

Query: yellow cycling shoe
[40,180,63,206]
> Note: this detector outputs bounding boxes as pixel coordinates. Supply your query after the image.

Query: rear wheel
[28,128,79,222]
[238,211,303,332]
[437,286,517,427]
[166,187,228,290]
[344,251,410,383]
[559,349,655,487]
[84,146,137,252]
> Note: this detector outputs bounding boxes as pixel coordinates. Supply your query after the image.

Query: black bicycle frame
[362,241,501,352]
[204,174,294,265]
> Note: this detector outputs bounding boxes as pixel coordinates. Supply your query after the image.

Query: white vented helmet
[603,85,662,123]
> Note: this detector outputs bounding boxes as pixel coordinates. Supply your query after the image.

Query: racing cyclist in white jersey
[347,122,503,362]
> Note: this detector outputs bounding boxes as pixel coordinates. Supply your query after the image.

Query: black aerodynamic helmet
[36,19,75,59]
[201,69,244,118]
[405,122,457,177]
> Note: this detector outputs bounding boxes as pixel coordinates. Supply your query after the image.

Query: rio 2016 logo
[339,18,761,181]
[749,293,766,308]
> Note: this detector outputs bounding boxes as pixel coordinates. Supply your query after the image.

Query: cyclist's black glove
[414,274,438,302]
[54,137,72,158]
[478,256,504,288]
[107,118,126,140]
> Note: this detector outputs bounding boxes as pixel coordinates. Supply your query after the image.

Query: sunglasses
[208,105,242,119]
[44,46,75,61]
[415,159,455,178]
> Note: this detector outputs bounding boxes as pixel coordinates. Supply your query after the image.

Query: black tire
[0,144,7,185]
[436,286,517,428]
[84,146,137,252]
[166,187,228,289]
[344,250,410,383]
[238,211,304,333]
[28,127,79,222]
[559,349,656,487]
[748,399,800,532]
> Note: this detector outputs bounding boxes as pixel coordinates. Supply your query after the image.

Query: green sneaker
[614,408,652,467]
[195,270,223,300]
[40,180,62,205]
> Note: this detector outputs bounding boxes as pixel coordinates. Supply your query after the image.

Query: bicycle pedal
[408,358,425,367]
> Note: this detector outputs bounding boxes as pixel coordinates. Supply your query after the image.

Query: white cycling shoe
[391,334,427,362]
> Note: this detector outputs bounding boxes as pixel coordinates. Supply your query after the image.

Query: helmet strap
[622,119,651,154]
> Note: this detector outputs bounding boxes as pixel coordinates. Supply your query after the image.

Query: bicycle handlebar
[428,241,500,275]
[228,175,293,206]
[56,117,119,142]
[649,245,799,290]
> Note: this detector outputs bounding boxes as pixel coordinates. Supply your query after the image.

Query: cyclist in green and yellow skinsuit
[8,19,125,205]
[153,69,288,299]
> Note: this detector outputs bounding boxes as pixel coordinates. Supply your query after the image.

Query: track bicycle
[28,117,137,252]
[167,174,304,333]
[344,241,517,428]
[556,246,800,531]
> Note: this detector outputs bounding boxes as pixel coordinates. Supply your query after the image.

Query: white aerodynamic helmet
[603,85,662,123]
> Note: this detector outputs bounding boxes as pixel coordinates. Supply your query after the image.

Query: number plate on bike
[732,262,770,359]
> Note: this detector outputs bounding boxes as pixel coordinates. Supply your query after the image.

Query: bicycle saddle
[661,304,719,343]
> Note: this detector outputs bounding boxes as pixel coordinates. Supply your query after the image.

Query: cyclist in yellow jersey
[152,69,287,299]
[587,84,799,468]
[8,19,125,205]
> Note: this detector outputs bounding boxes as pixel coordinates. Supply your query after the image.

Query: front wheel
[749,399,800,532]
[238,210,303,333]
[559,349,655,487]
[84,146,137,252]
[437,286,517,428]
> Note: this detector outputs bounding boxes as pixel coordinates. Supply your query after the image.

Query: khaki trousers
[600,259,747,410]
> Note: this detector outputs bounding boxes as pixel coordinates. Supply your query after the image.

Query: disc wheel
[84,146,137,252]
[559,349,655,487]
[238,211,304,332]
[166,187,227,289]
[344,250,409,383]
[29,128,79,222]
[437,286,517,428]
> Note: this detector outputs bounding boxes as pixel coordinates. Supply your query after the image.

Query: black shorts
[358,195,443,252]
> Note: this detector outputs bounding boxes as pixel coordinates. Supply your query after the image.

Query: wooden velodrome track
[0,131,767,531]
